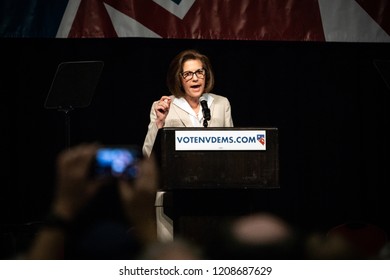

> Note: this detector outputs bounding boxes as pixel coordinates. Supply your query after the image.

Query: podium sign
[153,127,279,190]
[175,130,267,150]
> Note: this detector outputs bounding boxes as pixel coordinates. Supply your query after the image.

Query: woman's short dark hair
[166,49,215,98]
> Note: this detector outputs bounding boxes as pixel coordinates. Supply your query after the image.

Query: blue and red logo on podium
[257,134,265,145]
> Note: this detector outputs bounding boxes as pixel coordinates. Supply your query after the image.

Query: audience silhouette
[3,143,388,260]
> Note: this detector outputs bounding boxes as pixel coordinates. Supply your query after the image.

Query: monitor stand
[44,61,104,149]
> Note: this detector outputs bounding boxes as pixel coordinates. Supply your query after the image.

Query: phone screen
[93,147,141,180]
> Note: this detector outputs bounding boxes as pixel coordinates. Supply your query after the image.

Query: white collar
[172,93,214,116]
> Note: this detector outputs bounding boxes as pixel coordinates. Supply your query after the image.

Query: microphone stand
[203,118,208,128]
[202,109,210,128]
[200,98,210,128]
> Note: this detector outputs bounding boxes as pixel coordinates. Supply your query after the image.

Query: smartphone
[92,146,142,181]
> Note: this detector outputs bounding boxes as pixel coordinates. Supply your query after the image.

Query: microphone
[199,96,210,127]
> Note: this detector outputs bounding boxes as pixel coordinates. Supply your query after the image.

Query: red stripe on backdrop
[103,0,180,37]
[184,0,325,40]
[69,0,118,37]
[356,0,390,36]
[69,0,325,40]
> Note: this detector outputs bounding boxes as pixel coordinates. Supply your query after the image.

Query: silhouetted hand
[118,154,159,244]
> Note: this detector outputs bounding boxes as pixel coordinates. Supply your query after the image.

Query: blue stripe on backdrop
[0,0,68,37]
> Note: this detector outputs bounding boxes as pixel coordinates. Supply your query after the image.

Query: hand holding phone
[92,146,142,181]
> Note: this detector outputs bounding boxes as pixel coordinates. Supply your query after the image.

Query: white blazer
[142,93,234,157]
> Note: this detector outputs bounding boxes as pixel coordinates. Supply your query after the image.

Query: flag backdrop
[1,0,390,41]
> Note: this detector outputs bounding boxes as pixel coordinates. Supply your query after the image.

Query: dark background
[1,38,389,248]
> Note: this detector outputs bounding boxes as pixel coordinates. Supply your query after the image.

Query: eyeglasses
[180,68,206,81]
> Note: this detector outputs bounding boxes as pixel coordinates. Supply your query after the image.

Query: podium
[152,127,280,243]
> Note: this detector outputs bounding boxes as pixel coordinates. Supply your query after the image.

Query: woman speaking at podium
[142,49,234,157]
